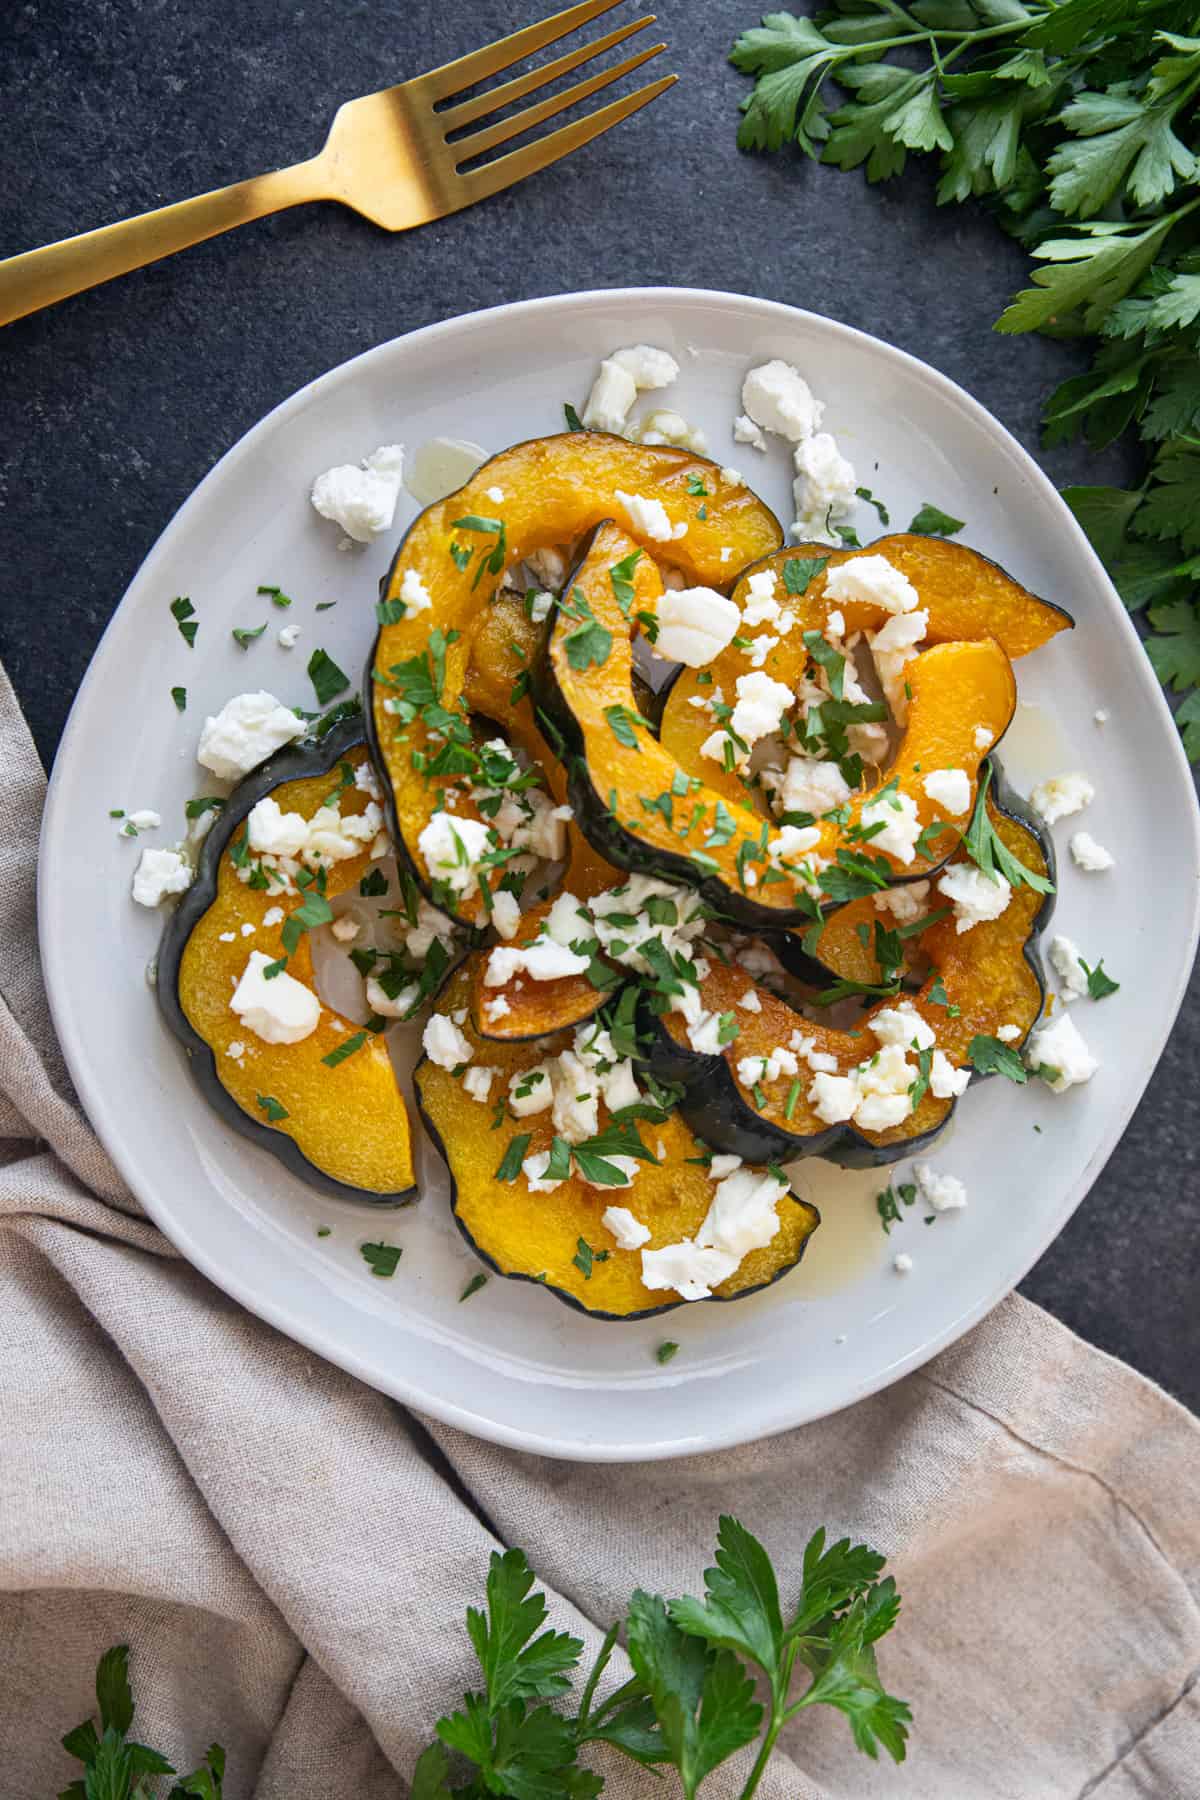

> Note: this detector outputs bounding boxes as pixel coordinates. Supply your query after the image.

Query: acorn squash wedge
[648,780,1052,1169]
[157,723,417,1203]
[415,966,820,1318]
[368,432,782,926]
[535,524,1017,930]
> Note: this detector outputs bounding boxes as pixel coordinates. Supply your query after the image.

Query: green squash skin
[638,759,1056,1170]
[413,1059,821,1322]
[156,719,420,1207]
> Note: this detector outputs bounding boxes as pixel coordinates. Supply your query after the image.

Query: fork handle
[0,158,327,328]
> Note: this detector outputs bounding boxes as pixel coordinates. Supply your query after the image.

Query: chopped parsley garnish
[563,401,584,431]
[360,1241,402,1277]
[686,473,709,497]
[803,628,845,701]
[258,584,293,608]
[451,513,507,589]
[609,548,643,616]
[232,623,267,648]
[561,588,612,671]
[171,686,187,711]
[449,542,472,571]
[360,867,389,897]
[572,1236,610,1279]
[716,1010,740,1046]
[495,1134,532,1183]
[377,598,405,625]
[185,795,225,820]
[307,647,351,706]
[322,1030,367,1067]
[1081,957,1120,1000]
[459,1272,489,1302]
[655,1340,680,1365]
[255,1094,288,1122]
[783,555,829,596]
[909,504,965,538]
[964,766,1055,894]
[856,487,890,525]
[604,702,646,748]
[968,1034,1028,1084]
[170,595,198,648]
[820,848,893,902]
[315,601,338,612]
[876,1181,918,1234]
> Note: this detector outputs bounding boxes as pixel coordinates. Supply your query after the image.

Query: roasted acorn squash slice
[368,432,782,925]
[649,777,1052,1169]
[157,724,416,1203]
[535,524,1017,929]
[415,967,819,1318]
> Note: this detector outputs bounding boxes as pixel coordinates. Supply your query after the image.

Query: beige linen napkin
[1,657,1197,1800]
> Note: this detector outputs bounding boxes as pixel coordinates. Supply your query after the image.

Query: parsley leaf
[1081,956,1120,1000]
[360,1241,401,1277]
[908,503,965,537]
[307,647,350,706]
[963,765,1055,894]
[969,1033,1028,1083]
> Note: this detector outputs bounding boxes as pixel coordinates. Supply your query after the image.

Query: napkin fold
[1,659,1197,1800]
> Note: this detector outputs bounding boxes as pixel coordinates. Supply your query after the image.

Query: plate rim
[38,285,1200,1461]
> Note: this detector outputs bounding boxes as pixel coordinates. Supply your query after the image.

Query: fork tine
[451,42,666,165]
[414,0,627,105]
[455,74,676,208]
[440,14,656,132]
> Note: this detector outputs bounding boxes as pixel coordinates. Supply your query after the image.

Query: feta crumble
[1025,1011,1099,1092]
[792,434,858,542]
[614,489,674,543]
[912,1162,968,1212]
[581,359,637,434]
[1030,770,1094,826]
[417,813,492,901]
[278,624,300,649]
[1070,831,1114,872]
[654,587,741,666]
[310,444,405,543]
[893,1252,914,1274]
[230,951,320,1045]
[197,691,306,782]
[1049,934,1089,1002]
[399,568,433,616]
[733,413,767,452]
[131,847,193,907]
[422,1013,473,1070]
[937,863,1012,933]
[922,768,971,816]
[463,1065,499,1103]
[860,790,921,864]
[825,554,920,616]
[741,361,823,442]
[603,1206,652,1250]
[610,343,680,390]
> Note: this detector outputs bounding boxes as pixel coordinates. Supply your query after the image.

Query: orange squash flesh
[177,751,415,1196]
[661,532,1072,782]
[416,968,819,1317]
[371,433,782,911]
[662,808,1048,1156]
[548,527,1017,916]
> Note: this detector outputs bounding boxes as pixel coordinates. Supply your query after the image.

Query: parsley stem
[738,1641,802,1800]
[574,1621,621,1732]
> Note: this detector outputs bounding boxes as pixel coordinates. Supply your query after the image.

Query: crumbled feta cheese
[929,1050,970,1099]
[770,824,822,862]
[733,413,767,452]
[741,361,823,442]
[610,343,680,390]
[399,568,433,616]
[736,1048,799,1088]
[720,546,733,563]
[808,1071,859,1125]
[126,809,161,832]
[601,1058,642,1115]
[996,1024,1022,1044]
[550,1050,599,1143]
[614,489,674,543]
[738,988,762,1012]
[792,434,857,541]
[463,1065,499,1103]
[922,768,971,816]
[230,950,320,1044]
[131,847,193,907]
[197,691,306,782]
[869,1004,935,1051]
[772,755,852,817]
[422,1013,473,1070]
[872,879,930,924]
[278,624,301,649]
[720,466,744,487]
[741,568,781,628]
[364,974,417,1019]
[1025,1011,1099,1092]
[973,725,995,751]
[603,1205,652,1250]
[789,1032,838,1075]
[743,633,779,670]
[330,915,359,944]
[417,813,491,900]
[226,1041,246,1061]
[937,863,1012,933]
[1070,831,1114,872]
[826,554,920,616]
[687,1012,727,1055]
[485,937,590,985]
[1049,934,1089,1001]
[310,444,405,543]
[485,486,504,504]
[860,790,921,864]
[640,1240,738,1302]
[1030,771,1094,826]
[262,905,285,927]
[698,1165,787,1259]
[852,1044,917,1131]
[893,1252,914,1274]
[508,1064,554,1116]
[637,409,708,454]
[730,670,793,746]
[582,359,637,434]
[485,995,511,1022]
[1094,709,1109,725]
[218,930,236,942]
[654,587,742,666]
[913,1162,968,1213]
[528,589,554,623]
[523,1150,565,1194]
[490,889,522,940]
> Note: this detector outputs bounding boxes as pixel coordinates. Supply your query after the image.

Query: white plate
[39,289,1200,1461]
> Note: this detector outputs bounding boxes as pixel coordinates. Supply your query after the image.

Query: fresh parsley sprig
[60,1644,225,1800]
[418,1515,907,1797]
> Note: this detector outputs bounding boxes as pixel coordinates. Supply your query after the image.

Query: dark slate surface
[3,0,1197,1407]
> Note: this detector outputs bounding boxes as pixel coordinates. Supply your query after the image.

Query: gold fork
[0,0,673,329]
